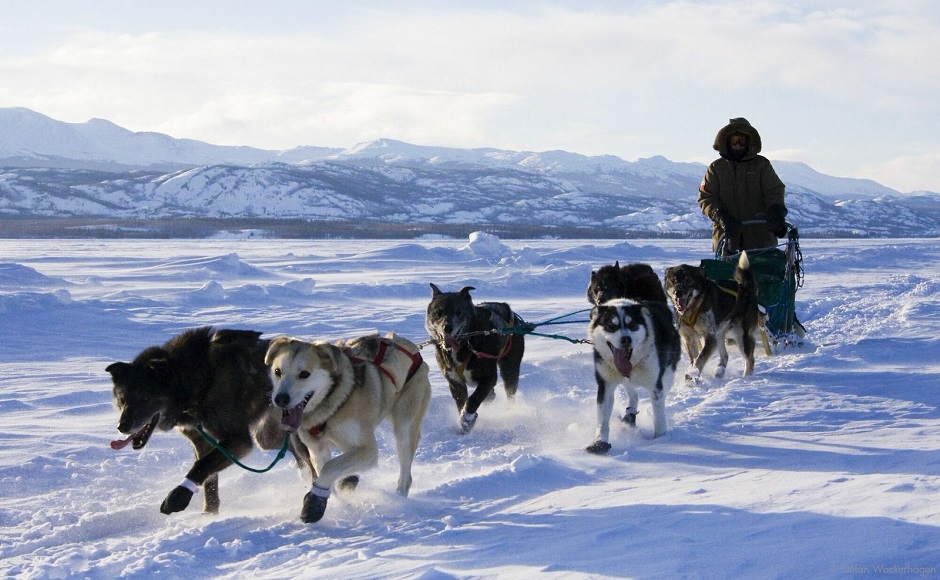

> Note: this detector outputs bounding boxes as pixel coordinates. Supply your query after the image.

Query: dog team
[107,254,759,523]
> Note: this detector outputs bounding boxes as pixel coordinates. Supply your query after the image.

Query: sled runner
[700,225,805,352]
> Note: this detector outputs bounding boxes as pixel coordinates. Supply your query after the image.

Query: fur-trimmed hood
[713,117,762,160]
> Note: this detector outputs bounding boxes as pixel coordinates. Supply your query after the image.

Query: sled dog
[265,333,432,524]
[587,261,668,305]
[587,299,681,454]
[107,327,311,514]
[425,284,526,434]
[664,252,759,379]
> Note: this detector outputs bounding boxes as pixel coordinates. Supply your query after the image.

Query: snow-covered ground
[1,234,938,579]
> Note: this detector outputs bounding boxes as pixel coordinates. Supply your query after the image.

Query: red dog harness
[469,333,515,360]
[309,338,424,440]
[343,338,424,388]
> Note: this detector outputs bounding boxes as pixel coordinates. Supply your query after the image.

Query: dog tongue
[613,347,634,377]
[110,434,134,450]
[281,405,303,431]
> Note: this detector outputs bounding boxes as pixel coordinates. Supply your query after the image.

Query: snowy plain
[0,233,938,579]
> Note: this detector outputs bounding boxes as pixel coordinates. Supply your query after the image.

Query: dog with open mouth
[425,284,526,434]
[587,298,681,454]
[664,251,759,380]
[265,333,431,524]
[107,327,311,515]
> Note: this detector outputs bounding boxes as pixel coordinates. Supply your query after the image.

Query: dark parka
[698,118,787,254]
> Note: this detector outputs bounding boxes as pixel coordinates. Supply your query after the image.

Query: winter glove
[765,204,788,237]
[708,207,741,238]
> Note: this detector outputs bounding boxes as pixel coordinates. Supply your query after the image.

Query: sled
[699,225,805,353]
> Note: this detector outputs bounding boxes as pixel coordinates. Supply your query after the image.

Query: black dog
[587,261,668,305]
[664,252,759,379]
[425,284,525,434]
[107,327,312,514]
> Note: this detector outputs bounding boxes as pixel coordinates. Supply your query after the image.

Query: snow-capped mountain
[1,107,937,238]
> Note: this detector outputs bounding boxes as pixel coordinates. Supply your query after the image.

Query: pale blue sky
[2,1,938,192]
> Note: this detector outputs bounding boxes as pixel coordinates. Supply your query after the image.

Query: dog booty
[301,484,330,523]
[622,407,638,427]
[586,440,612,455]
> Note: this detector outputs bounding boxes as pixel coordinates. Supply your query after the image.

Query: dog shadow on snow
[385,502,937,577]
[640,376,940,480]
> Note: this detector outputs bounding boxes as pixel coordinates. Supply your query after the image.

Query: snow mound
[460,231,513,260]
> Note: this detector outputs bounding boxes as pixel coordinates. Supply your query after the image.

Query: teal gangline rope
[505,308,594,344]
[195,422,290,474]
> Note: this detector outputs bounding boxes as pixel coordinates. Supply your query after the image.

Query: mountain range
[1,107,937,238]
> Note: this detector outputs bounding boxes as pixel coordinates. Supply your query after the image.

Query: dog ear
[212,329,262,346]
[323,343,345,371]
[429,283,442,296]
[614,260,620,268]
[105,361,131,379]
[264,336,293,365]
[458,286,476,300]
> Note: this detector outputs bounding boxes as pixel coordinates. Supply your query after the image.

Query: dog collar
[309,422,327,439]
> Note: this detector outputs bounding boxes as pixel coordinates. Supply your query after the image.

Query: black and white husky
[587,299,681,454]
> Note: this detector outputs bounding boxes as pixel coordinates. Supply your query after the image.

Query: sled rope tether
[506,309,594,344]
[418,308,595,348]
[195,422,290,474]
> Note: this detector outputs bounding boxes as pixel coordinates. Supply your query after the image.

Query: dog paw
[714,365,726,379]
[585,441,612,455]
[301,487,330,523]
[458,411,478,434]
[338,475,359,493]
[160,486,194,515]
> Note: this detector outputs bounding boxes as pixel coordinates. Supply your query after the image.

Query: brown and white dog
[265,333,432,524]
[664,252,759,380]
